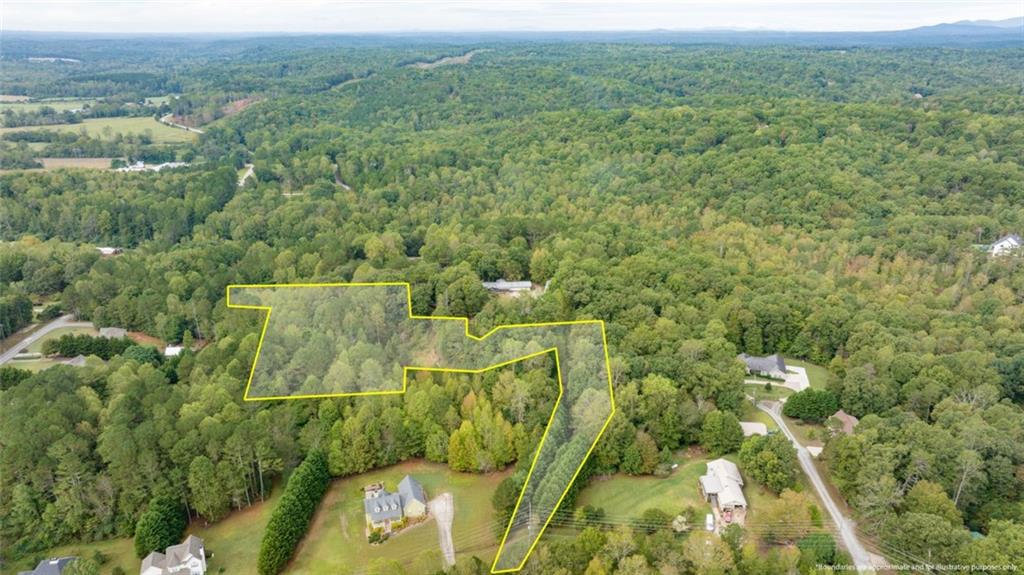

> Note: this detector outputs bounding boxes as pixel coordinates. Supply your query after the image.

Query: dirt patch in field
[128,331,164,347]
[41,158,115,170]
[408,49,486,70]
[0,95,31,102]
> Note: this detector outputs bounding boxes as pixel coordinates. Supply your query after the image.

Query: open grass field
[289,459,509,575]
[0,98,93,112]
[0,116,195,143]
[786,358,830,389]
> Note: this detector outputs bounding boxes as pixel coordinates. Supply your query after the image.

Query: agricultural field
[0,116,195,143]
[0,98,93,112]
[0,157,117,173]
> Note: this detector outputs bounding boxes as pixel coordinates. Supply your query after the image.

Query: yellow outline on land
[225,281,616,573]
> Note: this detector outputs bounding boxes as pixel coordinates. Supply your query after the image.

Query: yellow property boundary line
[225,281,616,573]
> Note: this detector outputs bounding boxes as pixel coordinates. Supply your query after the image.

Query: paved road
[0,315,94,366]
[428,492,455,567]
[757,400,874,571]
[159,113,205,134]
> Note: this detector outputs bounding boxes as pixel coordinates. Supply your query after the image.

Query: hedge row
[256,451,330,575]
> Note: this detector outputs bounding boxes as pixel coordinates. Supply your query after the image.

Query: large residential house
[738,353,787,379]
[363,475,428,532]
[18,557,77,575]
[989,234,1021,256]
[699,459,747,523]
[140,535,207,575]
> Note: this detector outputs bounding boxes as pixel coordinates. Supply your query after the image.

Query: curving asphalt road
[757,400,874,572]
[0,315,94,366]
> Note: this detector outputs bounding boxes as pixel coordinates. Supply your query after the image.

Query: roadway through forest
[0,315,94,365]
[757,400,875,571]
[159,113,205,134]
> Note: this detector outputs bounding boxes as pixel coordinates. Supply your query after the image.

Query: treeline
[42,334,133,360]
[0,294,33,340]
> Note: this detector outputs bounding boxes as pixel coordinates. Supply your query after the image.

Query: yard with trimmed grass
[7,325,101,372]
[573,452,784,525]
[289,460,509,575]
[785,358,830,389]
[744,382,793,402]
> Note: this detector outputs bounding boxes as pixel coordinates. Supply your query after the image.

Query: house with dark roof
[363,475,429,532]
[738,353,787,379]
[990,234,1022,256]
[398,475,428,518]
[140,535,206,575]
[18,557,77,575]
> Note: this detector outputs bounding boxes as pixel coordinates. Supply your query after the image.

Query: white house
[96,247,123,256]
[481,279,532,293]
[164,345,184,357]
[989,234,1021,257]
[699,458,747,513]
[140,535,206,575]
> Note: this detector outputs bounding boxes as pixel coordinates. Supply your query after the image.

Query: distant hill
[3,17,1022,48]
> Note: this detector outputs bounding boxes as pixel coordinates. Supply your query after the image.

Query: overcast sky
[3,0,1021,34]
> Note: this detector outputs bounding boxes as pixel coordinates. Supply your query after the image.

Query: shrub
[700,410,744,456]
[256,451,330,575]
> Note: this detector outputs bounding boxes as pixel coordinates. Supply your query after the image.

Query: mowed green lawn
[785,358,830,389]
[289,460,510,575]
[0,116,194,143]
[574,452,713,521]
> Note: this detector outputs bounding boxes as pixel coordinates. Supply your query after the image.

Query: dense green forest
[1,34,1023,575]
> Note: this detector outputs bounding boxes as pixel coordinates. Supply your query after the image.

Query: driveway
[0,315,94,366]
[757,400,873,571]
[429,492,455,567]
[745,365,810,393]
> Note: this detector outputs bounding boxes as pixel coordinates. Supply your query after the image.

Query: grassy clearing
[290,459,509,575]
[0,98,94,112]
[575,455,712,520]
[744,383,793,402]
[786,358,830,389]
[0,117,195,143]
[783,415,827,448]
